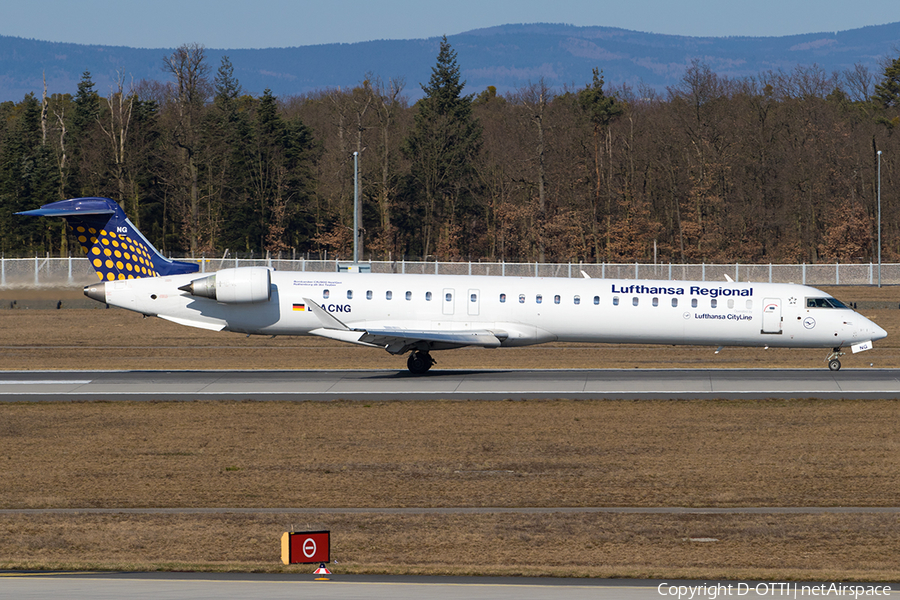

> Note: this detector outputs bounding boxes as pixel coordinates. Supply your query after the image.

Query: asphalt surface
[2,573,894,600]
[0,368,899,401]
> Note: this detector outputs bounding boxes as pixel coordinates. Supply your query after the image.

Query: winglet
[303,298,351,331]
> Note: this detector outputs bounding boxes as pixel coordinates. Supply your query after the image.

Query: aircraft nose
[873,322,888,341]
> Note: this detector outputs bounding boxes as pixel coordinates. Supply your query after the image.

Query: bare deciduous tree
[163,43,211,254]
[98,71,135,213]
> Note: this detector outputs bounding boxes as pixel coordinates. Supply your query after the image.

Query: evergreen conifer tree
[403,36,482,258]
[873,55,900,109]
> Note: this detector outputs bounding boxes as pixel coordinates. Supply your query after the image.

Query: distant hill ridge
[1,21,899,101]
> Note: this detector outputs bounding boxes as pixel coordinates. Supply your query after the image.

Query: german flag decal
[293,303,306,311]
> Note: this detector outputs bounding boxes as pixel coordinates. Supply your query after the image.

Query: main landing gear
[407,350,435,375]
[826,347,845,371]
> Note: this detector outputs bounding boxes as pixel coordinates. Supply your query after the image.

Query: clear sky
[3,0,899,48]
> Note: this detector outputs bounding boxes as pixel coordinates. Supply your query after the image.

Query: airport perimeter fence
[2,256,900,288]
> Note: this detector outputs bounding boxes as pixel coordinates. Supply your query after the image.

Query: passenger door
[442,288,455,315]
[762,298,782,334]
[467,289,480,316]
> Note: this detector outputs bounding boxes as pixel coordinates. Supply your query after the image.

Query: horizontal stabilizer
[17,206,115,218]
[158,314,226,332]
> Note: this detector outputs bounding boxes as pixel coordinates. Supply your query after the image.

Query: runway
[0,368,899,401]
[4,573,894,600]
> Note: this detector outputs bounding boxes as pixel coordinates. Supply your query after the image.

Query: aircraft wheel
[407,351,434,375]
[828,359,841,372]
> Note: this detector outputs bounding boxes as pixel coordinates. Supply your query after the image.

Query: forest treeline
[2,38,900,264]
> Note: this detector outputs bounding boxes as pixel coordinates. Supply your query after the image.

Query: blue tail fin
[17,197,199,280]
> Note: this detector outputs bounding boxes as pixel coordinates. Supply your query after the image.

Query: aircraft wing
[303,298,506,354]
[358,328,505,353]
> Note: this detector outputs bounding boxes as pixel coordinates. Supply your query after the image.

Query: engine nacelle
[178,267,272,304]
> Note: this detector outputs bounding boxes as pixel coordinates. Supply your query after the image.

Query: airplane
[19,197,888,374]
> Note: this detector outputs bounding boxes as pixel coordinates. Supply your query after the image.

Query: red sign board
[281,531,330,564]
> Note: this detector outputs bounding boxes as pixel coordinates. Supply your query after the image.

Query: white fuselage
[95,271,886,352]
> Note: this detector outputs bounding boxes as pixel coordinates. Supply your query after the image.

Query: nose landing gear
[406,350,435,375]
[826,347,844,371]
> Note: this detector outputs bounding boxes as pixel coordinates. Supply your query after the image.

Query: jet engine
[178,267,271,303]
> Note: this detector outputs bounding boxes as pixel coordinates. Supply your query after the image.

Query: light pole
[353,151,359,264]
[878,150,882,288]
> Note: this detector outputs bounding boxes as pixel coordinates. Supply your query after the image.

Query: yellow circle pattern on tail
[72,224,160,280]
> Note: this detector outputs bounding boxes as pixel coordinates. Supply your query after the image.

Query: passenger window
[632,297,639,306]
[347,290,353,300]
[471,293,477,303]
[727,299,734,309]
[593,296,600,305]
[554,295,560,304]
[500,293,506,303]
[691,298,698,308]
[711,298,717,308]
[366,290,373,300]
[323,289,330,299]
[652,297,659,307]
[406,291,412,301]
[574,295,581,305]
[746,300,753,310]
[613,296,619,306]
[672,298,678,307]
[426,292,432,301]
[386,291,392,300]
[519,294,525,304]
[536,294,542,304]
[446,292,453,302]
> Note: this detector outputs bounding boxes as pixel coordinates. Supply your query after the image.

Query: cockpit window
[807,297,849,309]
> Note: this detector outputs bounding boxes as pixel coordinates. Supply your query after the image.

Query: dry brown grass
[2,512,899,581]
[1,400,899,579]
[3,400,900,509]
